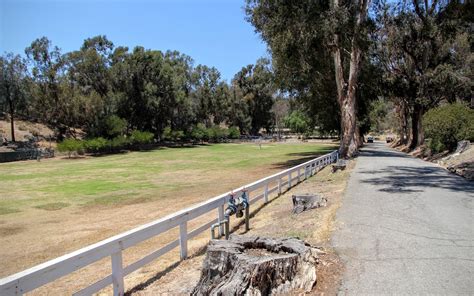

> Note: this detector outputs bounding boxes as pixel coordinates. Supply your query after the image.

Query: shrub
[228,126,240,139]
[109,135,130,150]
[162,127,172,141]
[57,138,83,158]
[172,130,185,142]
[423,103,474,153]
[284,111,310,135]
[162,127,185,143]
[130,130,154,145]
[208,126,227,142]
[190,124,207,142]
[84,137,108,153]
[104,115,127,138]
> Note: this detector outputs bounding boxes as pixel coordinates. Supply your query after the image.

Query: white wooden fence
[0,150,338,296]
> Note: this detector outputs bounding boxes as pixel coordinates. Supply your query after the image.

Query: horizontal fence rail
[0,150,338,296]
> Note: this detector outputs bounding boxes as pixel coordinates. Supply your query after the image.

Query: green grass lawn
[0,142,336,215]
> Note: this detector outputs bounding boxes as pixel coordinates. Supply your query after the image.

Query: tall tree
[271,97,289,139]
[67,35,115,136]
[0,54,28,142]
[191,65,223,126]
[68,35,113,97]
[375,0,473,149]
[25,37,71,139]
[246,0,371,157]
[233,58,275,135]
[330,0,370,156]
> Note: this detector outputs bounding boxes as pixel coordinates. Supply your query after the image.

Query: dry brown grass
[136,161,355,295]
[1,143,339,295]
[0,119,54,142]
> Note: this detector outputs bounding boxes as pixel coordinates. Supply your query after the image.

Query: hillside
[0,119,55,151]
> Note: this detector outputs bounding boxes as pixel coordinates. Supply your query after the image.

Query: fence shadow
[124,173,307,294]
[124,244,208,295]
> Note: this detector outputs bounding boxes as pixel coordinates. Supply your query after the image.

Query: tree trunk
[192,236,320,295]
[355,125,364,147]
[409,103,424,149]
[339,92,358,157]
[9,113,15,142]
[396,99,409,145]
[7,98,15,142]
[332,0,369,158]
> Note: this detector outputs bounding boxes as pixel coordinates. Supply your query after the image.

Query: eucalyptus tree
[233,58,275,135]
[271,97,289,139]
[112,47,172,135]
[191,65,223,126]
[25,37,75,139]
[164,50,195,131]
[68,35,113,97]
[66,35,115,136]
[375,0,473,149]
[0,53,28,142]
[227,84,251,134]
[246,0,372,157]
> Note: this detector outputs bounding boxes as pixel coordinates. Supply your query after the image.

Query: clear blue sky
[0,0,268,81]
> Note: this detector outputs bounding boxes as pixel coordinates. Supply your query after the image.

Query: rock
[192,236,321,296]
[292,194,327,214]
[455,140,470,154]
[447,162,474,181]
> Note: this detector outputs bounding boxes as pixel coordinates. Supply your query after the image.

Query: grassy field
[0,142,335,215]
[0,142,337,289]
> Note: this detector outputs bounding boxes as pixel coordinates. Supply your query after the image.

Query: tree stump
[292,194,327,214]
[192,236,321,295]
[331,160,347,173]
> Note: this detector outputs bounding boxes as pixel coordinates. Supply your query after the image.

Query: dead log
[192,236,321,295]
[292,194,327,214]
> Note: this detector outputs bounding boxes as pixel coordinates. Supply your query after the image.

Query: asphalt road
[332,142,474,295]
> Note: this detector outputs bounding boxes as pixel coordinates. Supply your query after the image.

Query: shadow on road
[360,165,474,195]
[361,145,408,158]
[357,143,474,194]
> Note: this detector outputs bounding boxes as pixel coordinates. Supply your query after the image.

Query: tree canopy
[1,0,472,156]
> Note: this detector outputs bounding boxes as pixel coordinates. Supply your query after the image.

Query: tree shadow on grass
[135,143,212,152]
[273,147,337,170]
[360,165,474,194]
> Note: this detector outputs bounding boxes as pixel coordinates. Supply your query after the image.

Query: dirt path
[131,161,355,295]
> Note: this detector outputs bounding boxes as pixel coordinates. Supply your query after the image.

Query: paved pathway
[332,142,474,295]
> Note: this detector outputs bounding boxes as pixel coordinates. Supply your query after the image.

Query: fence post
[264,183,269,203]
[278,178,282,195]
[179,222,188,260]
[288,172,292,188]
[111,250,125,296]
[218,204,225,237]
[297,168,301,182]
